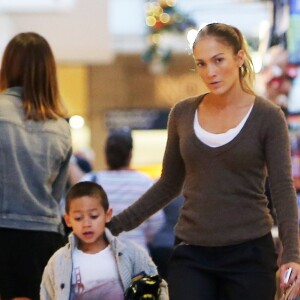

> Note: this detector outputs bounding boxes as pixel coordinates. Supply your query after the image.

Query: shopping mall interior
[1,0,299,180]
[1,2,300,299]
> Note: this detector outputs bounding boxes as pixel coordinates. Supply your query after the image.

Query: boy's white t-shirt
[70,245,124,300]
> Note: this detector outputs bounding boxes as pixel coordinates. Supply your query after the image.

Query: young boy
[40,181,168,300]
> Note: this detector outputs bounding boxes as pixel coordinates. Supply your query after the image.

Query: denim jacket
[0,87,72,234]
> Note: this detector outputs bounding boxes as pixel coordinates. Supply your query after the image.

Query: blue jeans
[168,233,278,300]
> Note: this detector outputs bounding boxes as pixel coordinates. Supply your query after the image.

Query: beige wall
[88,54,208,169]
[57,65,88,117]
[57,54,209,169]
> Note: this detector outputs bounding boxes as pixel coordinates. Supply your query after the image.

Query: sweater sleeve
[40,262,55,300]
[107,103,185,235]
[265,106,300,264]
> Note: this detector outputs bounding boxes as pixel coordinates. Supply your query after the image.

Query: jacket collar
[2,86,23,98]
[67,227,127,253]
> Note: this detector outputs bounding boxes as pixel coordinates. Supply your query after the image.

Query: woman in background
[0,32,72,300]
[108,23,300,299]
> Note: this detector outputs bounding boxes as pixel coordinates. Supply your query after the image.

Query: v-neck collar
[190,95,259,155]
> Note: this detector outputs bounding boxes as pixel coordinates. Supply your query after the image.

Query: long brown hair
[0,32,67,120]
[193,23,256,96]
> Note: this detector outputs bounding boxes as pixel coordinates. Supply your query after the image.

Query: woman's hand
[280,262,300,297]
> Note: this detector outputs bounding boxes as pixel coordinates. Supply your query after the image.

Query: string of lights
[143,0,196,73]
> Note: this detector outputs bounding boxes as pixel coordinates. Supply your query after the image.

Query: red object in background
[268,77,284,89]
[288,114,300,191]
[153,21,165,30]
[286,64,298,79]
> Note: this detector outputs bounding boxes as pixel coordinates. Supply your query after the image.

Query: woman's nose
[206,63,216,77]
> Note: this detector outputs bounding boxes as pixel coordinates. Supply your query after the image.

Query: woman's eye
[215,58,223,64]
[197,62,204,68]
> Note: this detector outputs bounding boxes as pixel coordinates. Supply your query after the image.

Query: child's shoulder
[106,229,151,260]
[47,242,70,265]
[114,237,149,256]
[115,238,158,279]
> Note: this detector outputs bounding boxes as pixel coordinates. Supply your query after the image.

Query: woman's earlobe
[237,50,245,66]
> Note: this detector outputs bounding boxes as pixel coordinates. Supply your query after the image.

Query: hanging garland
[143,0,196,73]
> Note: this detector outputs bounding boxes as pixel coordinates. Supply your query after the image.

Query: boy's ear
[64,213,72,228]
[105,208,113,223]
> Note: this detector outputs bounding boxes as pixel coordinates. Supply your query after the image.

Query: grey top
[0,87,72,234]
[108,95,299,264]
[40,229,169,300]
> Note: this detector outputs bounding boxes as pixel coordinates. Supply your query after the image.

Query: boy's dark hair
[105,129,133,170]
[65,181,109,213]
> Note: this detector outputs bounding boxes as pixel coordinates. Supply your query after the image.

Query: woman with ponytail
[108,23,300,299]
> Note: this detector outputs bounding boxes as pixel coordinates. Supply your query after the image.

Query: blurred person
[0,32,72,300]
[260,45,297,116]
[148,194,184,279]
[107,23,300,300]
[81,129,165,251]
[67,149,95,187]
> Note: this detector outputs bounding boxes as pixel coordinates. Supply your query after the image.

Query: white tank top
[194,105,253,148]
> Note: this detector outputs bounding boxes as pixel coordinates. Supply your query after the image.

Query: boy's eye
[74,217,82,221]
[91,215,99,219]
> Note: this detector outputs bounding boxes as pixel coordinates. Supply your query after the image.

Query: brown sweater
[108,95,300,264]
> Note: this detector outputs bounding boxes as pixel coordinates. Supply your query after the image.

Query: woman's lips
[209,81,221,87]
